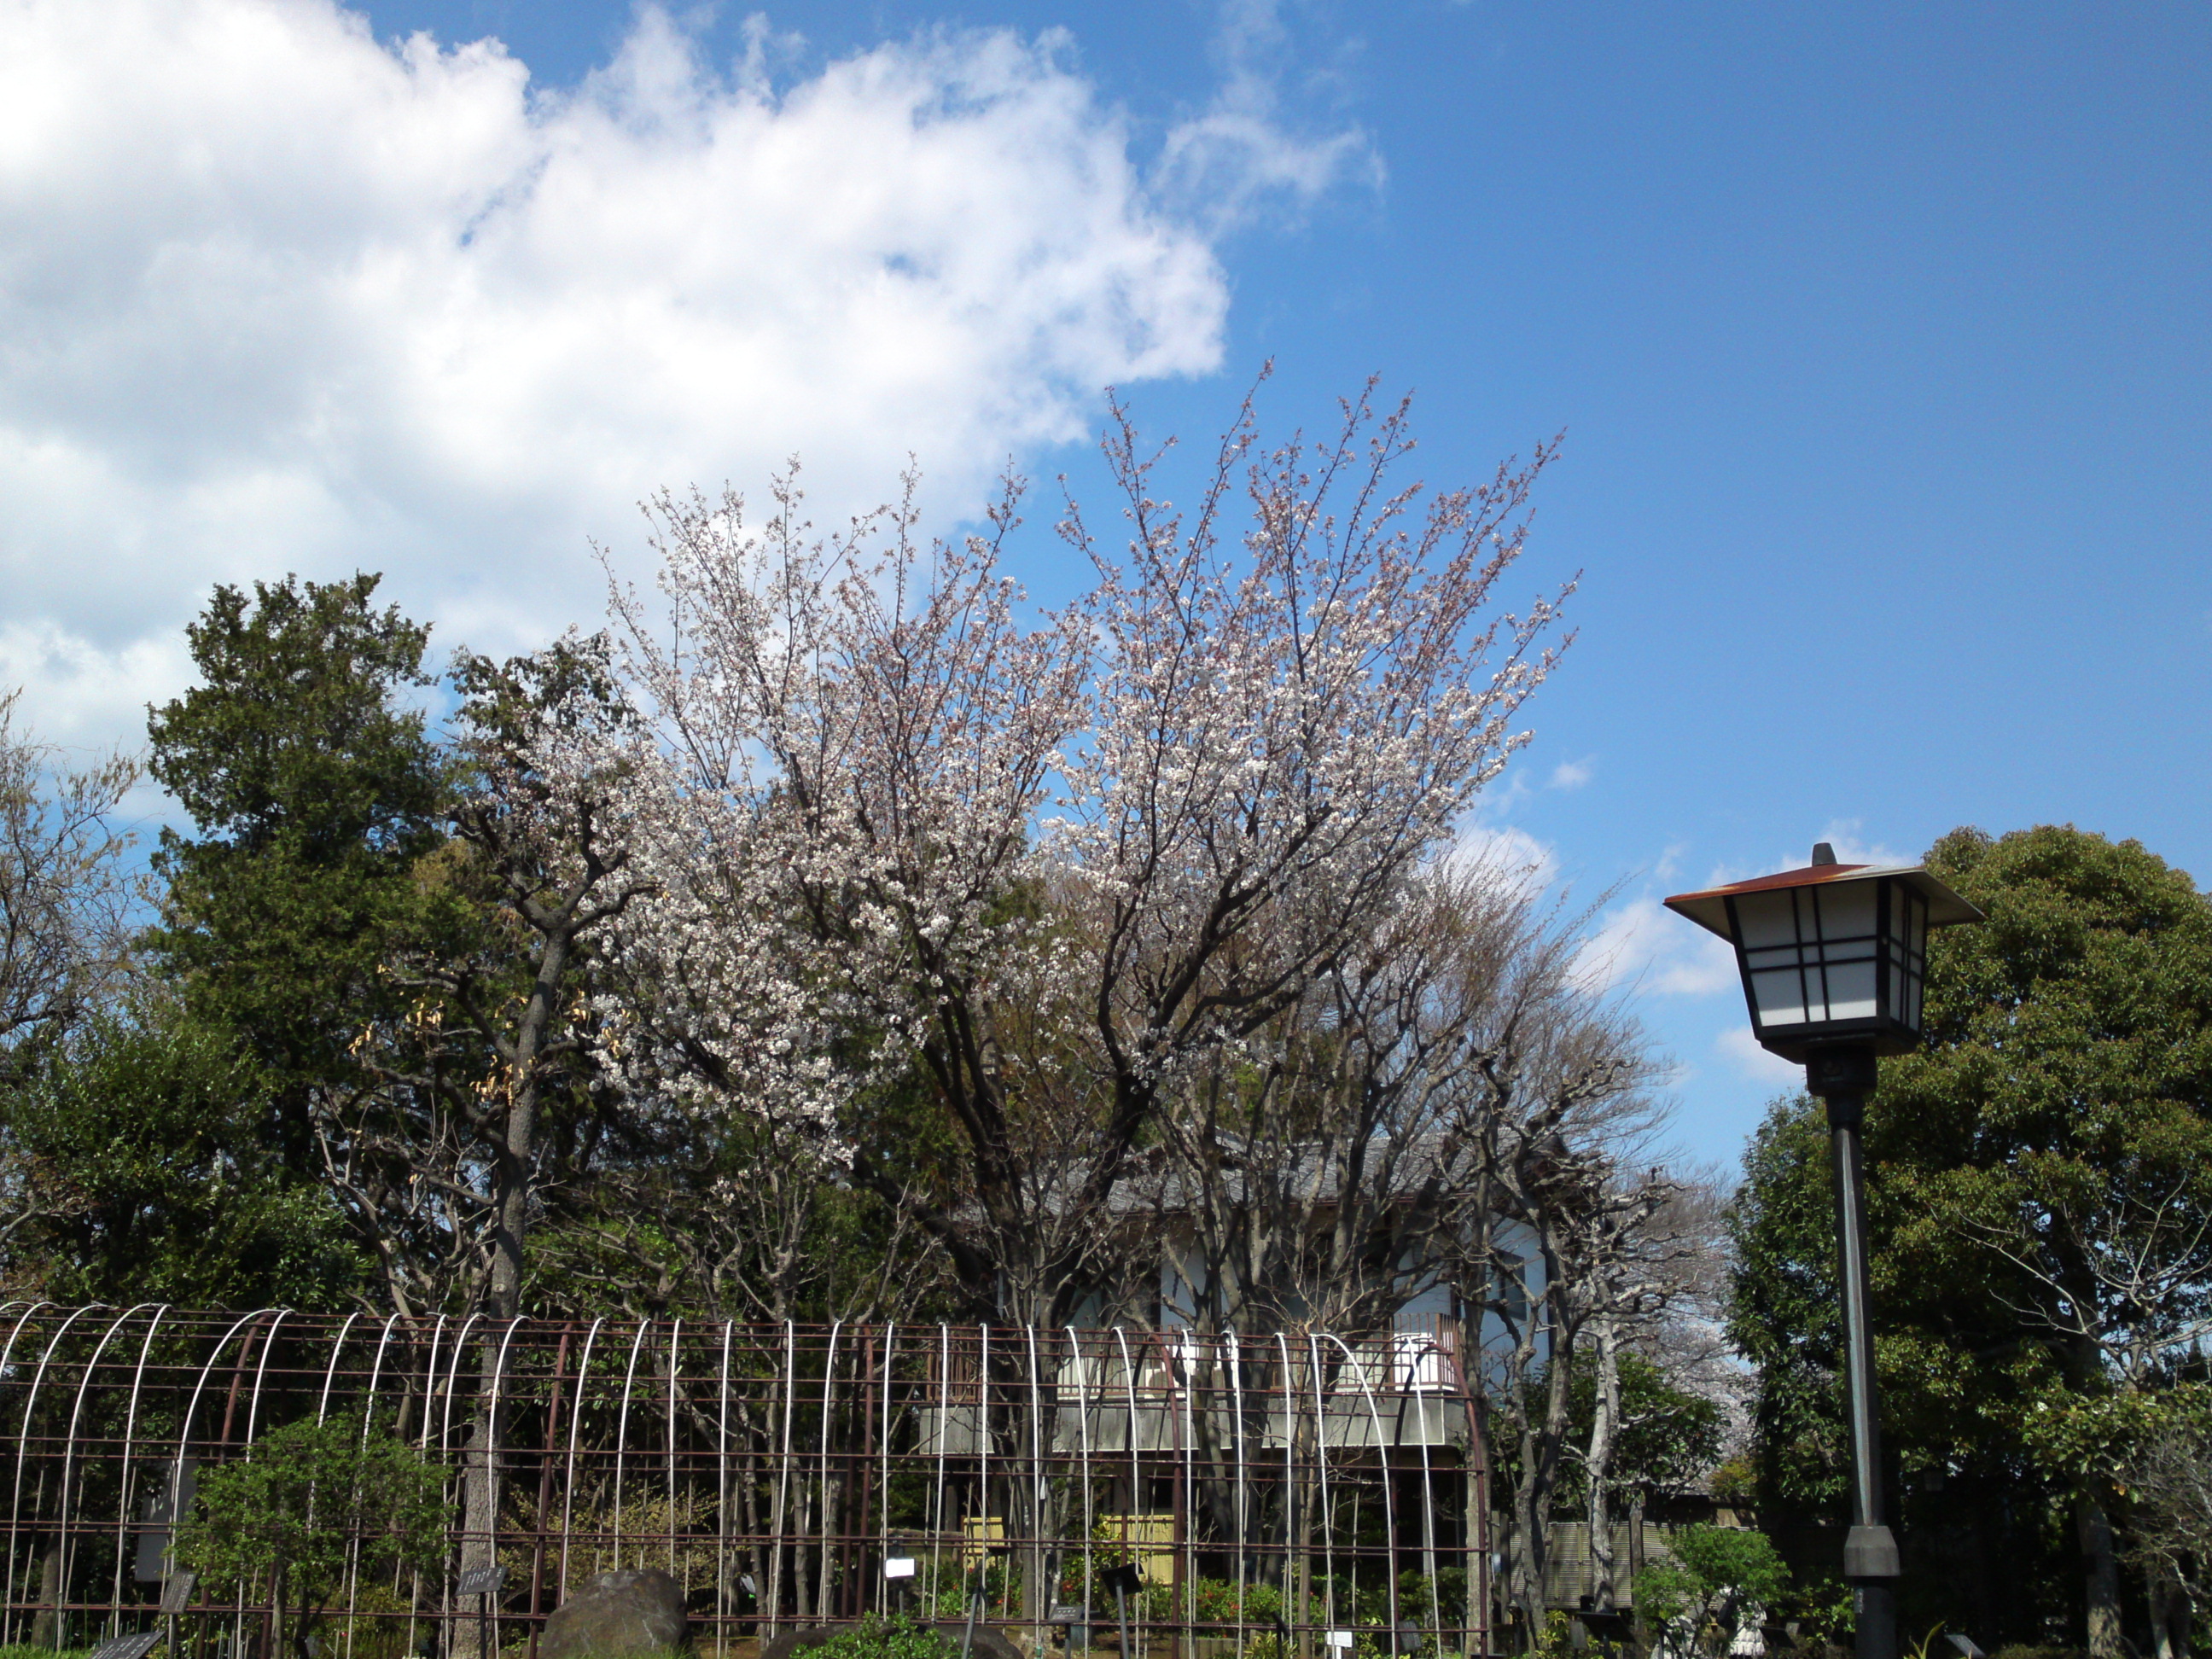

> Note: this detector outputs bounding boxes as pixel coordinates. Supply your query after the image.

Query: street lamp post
[1666,843,1980,1659]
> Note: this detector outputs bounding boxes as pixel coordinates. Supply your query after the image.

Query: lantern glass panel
[1734,882,1884,1035]
[1883,883,1930,1035]
[1736,890,1808,1027]
[1816,884,1880,1020]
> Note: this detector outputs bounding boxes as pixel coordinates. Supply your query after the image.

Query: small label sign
[90,1633,164,1659]
[883,1558,917,1580]
[1050,1605,1087,1626]
[1328,1633,1355,1650]
[158,1574,195,1615]
[457,1567,506,1596]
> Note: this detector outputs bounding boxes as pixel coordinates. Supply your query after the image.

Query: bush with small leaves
[177,1413,445,1659]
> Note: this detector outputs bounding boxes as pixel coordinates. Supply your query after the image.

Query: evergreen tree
[145,573,456,1171]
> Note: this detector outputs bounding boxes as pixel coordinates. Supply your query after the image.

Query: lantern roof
[1663,861,1982,941]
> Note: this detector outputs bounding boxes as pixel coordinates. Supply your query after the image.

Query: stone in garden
[760,1629,849,1659]
[541,1568,691,1659]
[926,1620,1025,1659]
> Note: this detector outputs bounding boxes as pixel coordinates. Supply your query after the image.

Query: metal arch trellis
[0,1310,1494,1659]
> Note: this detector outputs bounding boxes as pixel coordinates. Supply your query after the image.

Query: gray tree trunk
[1583,1317,1621,1615]
[28,1534,63,1649]
[2077,1487,2124,1659]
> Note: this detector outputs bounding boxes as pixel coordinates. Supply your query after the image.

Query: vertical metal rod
[561,1318,608,1601]
[483,1314,526,1659]
[346,1313,405,1659]
[1825,1086,1899,1659]
[1276,1335,1295,1655]
[716,1322,732,1639]
[1406,1336,1441,1638]
[1025,1324,1043,1648]
[56,1307,144,1650]
[5,1304,104,1643]
[770,1321,795,1640]
[819,1322,841,1623]
[1227,1334,1246,1651]
[1065,1327,1092,1630]
[1308,1336,1334,1642]
[1325,1336,1400,1644]
[410,1314,450,1659]
[858,1330,876,1621]
[0,1299,50,1646]
[977,1324,991,1618]
[667,1319,683,1580]
[876,1325,895,1618]
[1113,1329,1139,1659]
[933,1324,951,1616]
[533,1324,577,1659]
[613,1319,652,1572]
[110,1306,172,1639]
[436,1313,484,1659]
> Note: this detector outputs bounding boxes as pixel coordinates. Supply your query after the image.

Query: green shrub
[177,1413,445,1659]
[803,1616,956,1659]
[1633,1526,1788,1658]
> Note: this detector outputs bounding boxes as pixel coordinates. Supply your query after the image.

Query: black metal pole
[963,1562,986,1659]
[1807,1045,1899,1659]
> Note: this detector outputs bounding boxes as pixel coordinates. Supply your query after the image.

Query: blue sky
[3,1,2206,1170]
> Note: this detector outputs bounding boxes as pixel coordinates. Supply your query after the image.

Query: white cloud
[1450,820,1558,887]
[0,0,1250,743]
[1700,818,1917,889]
[1153,0,1380,230]
[1545,757,1592,790]
[1574,892,1739,998]
[1716,1025,1803,1088]
[1807,818,1910,869]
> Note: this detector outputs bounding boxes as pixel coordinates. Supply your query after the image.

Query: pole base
[1843,1524,1901,1580]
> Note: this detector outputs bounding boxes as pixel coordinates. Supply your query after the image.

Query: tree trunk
[1583,1316,1621,1615]
[27,1533,63,1649]
[2151,1571,2192,1659]
[2076,1486,2124,1659]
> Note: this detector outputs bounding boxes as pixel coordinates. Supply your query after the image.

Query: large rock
[541,1569,691,1659]
[927,1618,1026,1659]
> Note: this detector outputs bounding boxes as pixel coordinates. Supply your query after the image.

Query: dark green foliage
[145,573,457,1168]
[1726,1097,1847,1512]
[177,1413,445,1659]
[0,997,365,1307]
[800,1615,965,1659]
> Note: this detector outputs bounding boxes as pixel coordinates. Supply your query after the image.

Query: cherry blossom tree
[596,379,1570,1324]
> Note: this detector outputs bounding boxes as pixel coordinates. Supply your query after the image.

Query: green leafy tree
[146,573,456,1172]
[1557,1347,1728,1508]
[0,995,365,1306]
[1633,1525,1787,1657]
[177,1413,445,1659]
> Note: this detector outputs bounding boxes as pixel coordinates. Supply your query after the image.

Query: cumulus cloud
[1450,819,1559,888]
[1154,0,1380,230]
[1716,1025,1803,1088]
[1574,892,1739,998]
[0,0,1261,743]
